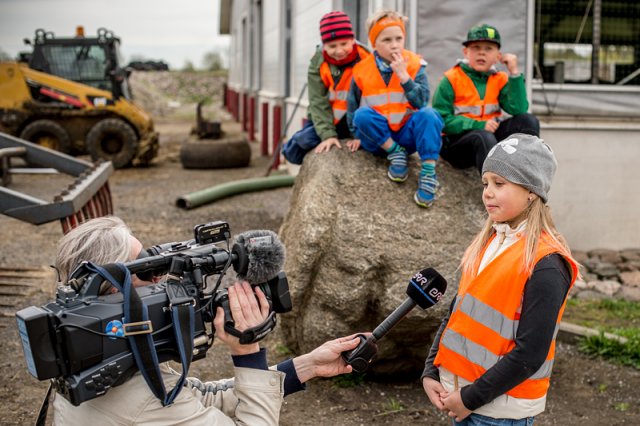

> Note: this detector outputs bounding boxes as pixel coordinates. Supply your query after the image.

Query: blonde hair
[55,216,133,284]
[366,10,407,33]
[460,199,580,278]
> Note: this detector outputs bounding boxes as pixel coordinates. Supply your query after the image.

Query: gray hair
[55,216,133,284]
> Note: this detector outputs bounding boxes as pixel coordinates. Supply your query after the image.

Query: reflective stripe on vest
[434,233,578,399]
[320,45,369,124]
[352,49,422,131]
[444,65,508,121]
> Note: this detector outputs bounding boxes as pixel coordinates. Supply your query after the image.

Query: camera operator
[50,217,360,425]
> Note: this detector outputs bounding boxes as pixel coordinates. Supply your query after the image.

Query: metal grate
[535,0,640,85]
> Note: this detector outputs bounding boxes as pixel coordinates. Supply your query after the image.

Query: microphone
[341,268,447,372]
[372,268,446,340]
[232,230,285,284]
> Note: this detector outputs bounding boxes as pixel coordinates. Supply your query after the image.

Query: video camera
[16,221,291,406]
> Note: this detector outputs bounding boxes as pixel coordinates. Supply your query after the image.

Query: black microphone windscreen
[406,268,447,309]
[233,230,285,284]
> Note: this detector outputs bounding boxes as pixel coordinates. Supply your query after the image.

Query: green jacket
[433,62,529,136]
[306,43,367,141]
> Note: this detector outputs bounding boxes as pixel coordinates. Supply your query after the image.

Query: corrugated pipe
[175,174,295,209]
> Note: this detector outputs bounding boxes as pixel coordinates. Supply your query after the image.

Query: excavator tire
[86,118,138,168]
[180,135,251,169]
[19,119,72,153]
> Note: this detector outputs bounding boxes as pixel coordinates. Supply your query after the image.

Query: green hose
[176,174,295,209]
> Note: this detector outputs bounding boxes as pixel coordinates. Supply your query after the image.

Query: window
[535,0,639,85]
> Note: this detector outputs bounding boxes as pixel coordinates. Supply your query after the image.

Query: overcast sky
[0,0,230,69]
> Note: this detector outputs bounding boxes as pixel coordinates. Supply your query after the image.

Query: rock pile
[571,249,640,301]
[128,70,226,118]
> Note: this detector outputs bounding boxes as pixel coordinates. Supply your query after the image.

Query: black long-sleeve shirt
[422,254,572,410]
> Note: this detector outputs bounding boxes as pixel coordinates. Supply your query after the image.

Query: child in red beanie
[282,11,369,165]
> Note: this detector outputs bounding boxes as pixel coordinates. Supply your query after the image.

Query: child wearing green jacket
[434,24,539,173]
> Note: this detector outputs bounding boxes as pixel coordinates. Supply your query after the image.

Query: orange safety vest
[434,232,578,399]
[319,45,370,124]
[444,65,508,121]
[352,49,423,131]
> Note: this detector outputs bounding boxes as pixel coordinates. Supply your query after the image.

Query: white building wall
[228,0,248,90]
[261,0,283,95]
[280,1,333,142]
[543,124,640,250]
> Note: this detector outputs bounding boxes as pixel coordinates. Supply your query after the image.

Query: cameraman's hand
[292,334,362,383]
[214,282,270,356]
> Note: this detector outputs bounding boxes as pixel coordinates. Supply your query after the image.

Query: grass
[331,372,366,388]
[563,299,640,369]
[373,397,405,418]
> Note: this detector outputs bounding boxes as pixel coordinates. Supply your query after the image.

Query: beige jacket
[53,363,285,425]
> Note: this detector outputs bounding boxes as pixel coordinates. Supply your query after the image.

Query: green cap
[463,24,501,48]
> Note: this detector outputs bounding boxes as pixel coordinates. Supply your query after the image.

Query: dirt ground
[1,78,639,425]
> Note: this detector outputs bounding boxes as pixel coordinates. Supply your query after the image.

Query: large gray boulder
[279,148,485,375]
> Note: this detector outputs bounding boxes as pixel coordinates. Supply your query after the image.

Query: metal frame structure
[0,132,113,231]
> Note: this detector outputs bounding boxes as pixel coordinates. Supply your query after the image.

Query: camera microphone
[341,268,447,372]
[232,230,285,284]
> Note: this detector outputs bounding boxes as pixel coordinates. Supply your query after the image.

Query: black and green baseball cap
[463,24,501,47]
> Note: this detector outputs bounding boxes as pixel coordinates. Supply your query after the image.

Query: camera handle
[341,334,378,373]
[223,309,278,344]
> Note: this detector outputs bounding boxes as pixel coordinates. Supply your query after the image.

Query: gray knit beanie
[482,134,557,203]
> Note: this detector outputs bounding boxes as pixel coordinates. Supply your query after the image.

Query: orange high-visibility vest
[352,49,423,131]
[444,65,508,121]
[319,45,369,124]
[434,232,578,399]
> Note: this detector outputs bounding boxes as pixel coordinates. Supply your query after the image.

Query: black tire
[86,118,138,168]
[19,119,72,153]
[180,135,251,169]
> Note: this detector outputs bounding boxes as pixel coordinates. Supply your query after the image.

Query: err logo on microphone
[412,271,444,302]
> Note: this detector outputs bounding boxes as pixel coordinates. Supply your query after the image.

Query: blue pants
[282,119,351,165]
[353,106,443,161]
[281,120,321,165]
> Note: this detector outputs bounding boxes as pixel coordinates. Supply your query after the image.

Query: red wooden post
[234,91,240,121]
[230,89,237,120]
[248,96,256,141]
[222,82,228,108]
[242,93,248,131]
[261,102,269,156]
[272,105,282,170]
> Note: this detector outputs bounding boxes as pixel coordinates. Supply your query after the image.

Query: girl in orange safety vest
[422,134,580,425]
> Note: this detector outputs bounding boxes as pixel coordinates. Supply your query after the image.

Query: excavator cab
[25,27,132,100]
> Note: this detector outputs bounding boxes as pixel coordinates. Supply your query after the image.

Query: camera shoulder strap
[86,262,195,407]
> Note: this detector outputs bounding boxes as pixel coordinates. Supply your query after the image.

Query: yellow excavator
[0,27,158,168]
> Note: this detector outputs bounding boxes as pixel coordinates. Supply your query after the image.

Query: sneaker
[414,173,438,208]
[386,150,409,182]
